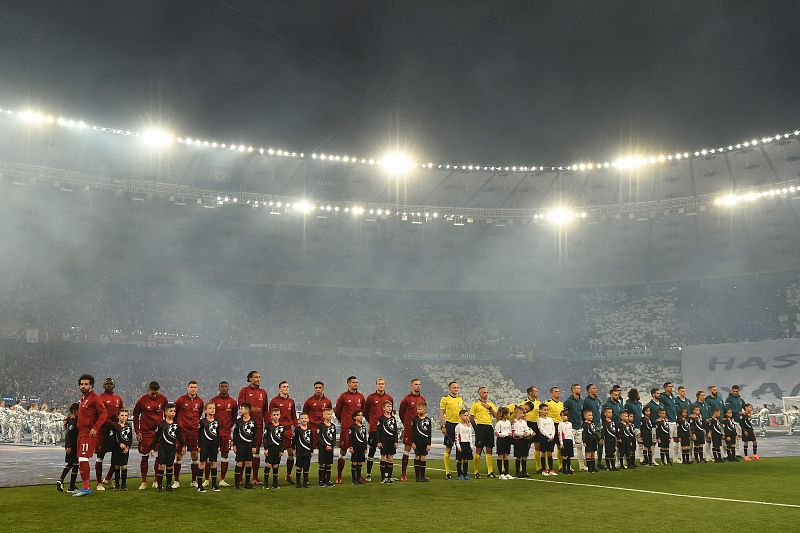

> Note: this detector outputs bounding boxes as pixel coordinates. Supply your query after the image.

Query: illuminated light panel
[380,152,415,175]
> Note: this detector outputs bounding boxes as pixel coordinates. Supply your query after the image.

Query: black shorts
[539,435,556,453]
[368,431,378,450]
[561,439,574,458]
[235,445,254,462]
[295,455,311,470]
[157,446,177,466]
[65,450,78,464]
[413,440,430,456]
[444,422,457,448]
[627,438,637,452]
[692,432,705,446]
[711,435,723,447]
[111,451,130,467]
[679,434,691,447]
[513,438,530,458]
[457,443,473,461]
[199,445,218,463]
[265,445,282,465]
[527,421,539,440]
[741,430,756,442]
[496,436,512,455]
[656,436,671,449]
[618,440,628,455]
[725,435,737,446]
[379,441,397,456]
[96,425,116,457]
[474,425,495,449]
[584,439,598,453]
[604,440,617,455]
[351,449,366,463]
[318,449,334,465]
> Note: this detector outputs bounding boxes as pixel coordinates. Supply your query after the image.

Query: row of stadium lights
[3,104,800,175]
[714,185,800,207]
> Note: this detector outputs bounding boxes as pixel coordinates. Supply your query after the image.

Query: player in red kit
[364,378,393,481]
[211,381,237,486]
[133,381,168,490]
[269,381,298,484]
[334,376,366,484]
[398,378,426,481]
[95,377,124,490]
[174,380,204,488]
[238,371,268,484]
[73,374,107,497]
[302,381,332,448]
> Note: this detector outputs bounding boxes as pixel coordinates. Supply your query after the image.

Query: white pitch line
[425,468,800,509]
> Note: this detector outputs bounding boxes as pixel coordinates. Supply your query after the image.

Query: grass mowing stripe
[425,467,800,509]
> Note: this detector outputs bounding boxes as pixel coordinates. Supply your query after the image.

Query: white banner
[682,338,800,404]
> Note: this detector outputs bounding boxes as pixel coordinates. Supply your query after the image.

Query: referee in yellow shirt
[545,387,565,470]
[439,381,464,480]
[469,386,497,478]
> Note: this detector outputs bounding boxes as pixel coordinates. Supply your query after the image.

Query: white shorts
[668,422,677,439]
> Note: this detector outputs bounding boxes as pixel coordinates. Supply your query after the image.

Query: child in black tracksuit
[740,404,758,459]
[582,411,599,473]
[709,410,724,462]
[601,408,619,471]
[624,415,637,468]
[617,412,629,469]
[292,414,314,488]
[655,409,672,465]
[676,409,692,464]
[57,403,79,492]
[640,405,655,466]
[722,409,738,462]
[690,406,707,463]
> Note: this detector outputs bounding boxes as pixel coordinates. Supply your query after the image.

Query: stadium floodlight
[380,152,414,175]
[142,127,174,147]
[293,200,312,214]
[546,207,576,225]
[352,206,365,216]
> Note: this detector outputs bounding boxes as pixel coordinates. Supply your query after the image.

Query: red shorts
[338,431,351,451]
[403,426,414,446]
[138,431,157,454]
[182,433,199,452]
[219,434,232,455]
[282,426,294,449]
[78,434,97,459]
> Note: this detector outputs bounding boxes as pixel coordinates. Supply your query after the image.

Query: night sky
[1,0,799,166]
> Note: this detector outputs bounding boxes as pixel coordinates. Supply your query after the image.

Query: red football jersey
[334,390,366,427]
[211,395,238,434]
[302,395,332,427]
[77,391,108,436]
[365,392,394,432]
[269,395,298,428]
[238,385,268,426]
[99,391,124,424]
[398,392,426,429]
[175,394,204,435]
[133,393,168,433]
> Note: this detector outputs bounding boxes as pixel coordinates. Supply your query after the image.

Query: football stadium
[1,2,800,531]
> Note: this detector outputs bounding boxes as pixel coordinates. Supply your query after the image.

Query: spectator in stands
[645,388,662,424]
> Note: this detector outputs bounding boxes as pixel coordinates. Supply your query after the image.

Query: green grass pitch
[2,458,799,532]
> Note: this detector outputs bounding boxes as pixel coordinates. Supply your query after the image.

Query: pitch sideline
[425,467,800,509]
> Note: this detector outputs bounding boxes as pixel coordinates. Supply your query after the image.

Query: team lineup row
[61,372,765,496]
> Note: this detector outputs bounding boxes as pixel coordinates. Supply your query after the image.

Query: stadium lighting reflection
[379,152,414,175]
[142,127,174,147]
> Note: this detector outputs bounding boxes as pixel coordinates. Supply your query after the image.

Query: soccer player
[494,406,512,479]
[677,408,692,464]
[133,381,168,490]
[211,381,237,486]
[317,407,337,487]
[439,381,465,480]
[364,378,393,481]
[703,386,726,426]
[95,377,124,491]
[174,380,204,488]
[601,406,619,471]
[740,403,759,460]
[537,404,557,476]
[690,405,707,463]
[469,386,497,478]
[232,402,257,489]
[411,401,432,482]
[398,378,425,481]
[454,409,475,480]
[645,388,662,423]
[302,380,332,448]
[56,402,79,493]
[675,386,693,420]
[722,408,738,461]
[269,381,298,484]
[655,408,672,465]
[582,409,599,473]
[197,401,221,492]
[111,408,133,490]
[640,405,655,466]
[511,406,532,477]
[73,374,108,497]
[153,403,185,492]
[292,413,314,488]
[564,384,585,471]
[557,409,575,474]
[334,376,366,484]
[263,407,285,490]
[238,371,268,485]
[348,410,368,484]
[377,400,399,483]
[545,387,564,471]
[709,409,724,462]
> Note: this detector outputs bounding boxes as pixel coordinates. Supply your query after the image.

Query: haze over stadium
[1,0,800,529]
